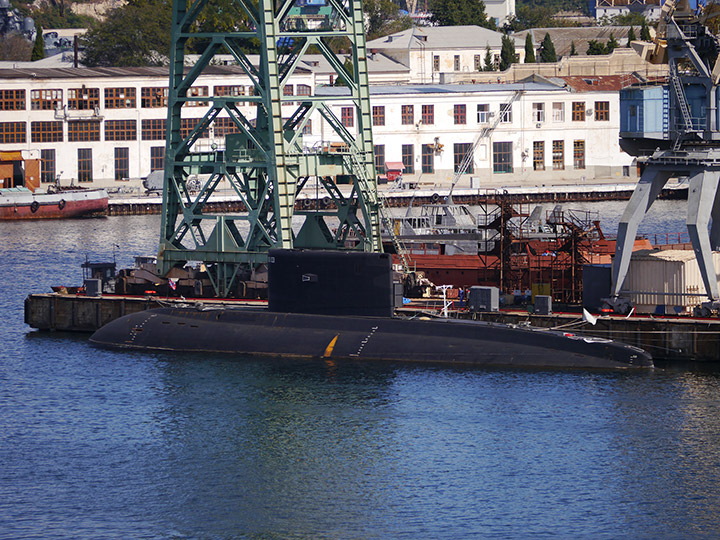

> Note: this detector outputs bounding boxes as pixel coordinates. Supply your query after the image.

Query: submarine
[90,250,653,370]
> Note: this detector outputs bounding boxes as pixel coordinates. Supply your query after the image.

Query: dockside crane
[156,0,381,297]
[609,0,720,315]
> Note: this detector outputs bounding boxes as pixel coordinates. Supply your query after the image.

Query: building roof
[514,26,644,58]
[316,81,567,97]
[367,25,524,51]
[557,74,642,91]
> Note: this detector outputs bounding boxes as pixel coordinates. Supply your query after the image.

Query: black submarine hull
[89,307,653,370]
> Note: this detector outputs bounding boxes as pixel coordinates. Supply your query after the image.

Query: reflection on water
[2,209,720,539]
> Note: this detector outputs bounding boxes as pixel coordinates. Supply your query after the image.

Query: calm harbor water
[3,200,720,539]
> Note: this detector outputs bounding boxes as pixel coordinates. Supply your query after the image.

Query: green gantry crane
[157,0,381,297]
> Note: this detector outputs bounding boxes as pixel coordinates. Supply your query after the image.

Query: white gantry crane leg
[686,170,720,301]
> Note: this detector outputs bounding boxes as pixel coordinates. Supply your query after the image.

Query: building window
[595,101,610,121]
[454,142,473,174]
[341,107,354,128]
[31,89,62,110]
[185,86,209,107]
[372,105,385,126]
[454,104,466,125]
[421,104,434,125]
[296,84,311,97]
[40,149,55,183]
[492,141,513,173]
[401,104,414,125]
[454,55,460,71]
[533,141,545,171]
[283,84,293,97]
[68,87,99,110]
[31,121,63,142]
[421,144,434,174]
[574,140,585,169]
[552,102,564,122]
[104,87,136,109]
[302,118,312,135]
[181,118,209,139]
[553,140,564,170]
[214,117,241,136]
[532,103,545,123]
[374,144,385,175]
[402,144,414,174]
[142,119,167,140]
[474,54,482,71]
[105,119,137,141]
[477,104,490,123]
[68,121,100,142]
[0,89,25,110]
[572,102,585,121]
[433,55,439,71]
[0,122,25,143]
[77,148,93,182]
[114,147,129,180]
[500,104,513,123]
[141,87,168,108]
[214,85,245,97]
[150,146,165,171]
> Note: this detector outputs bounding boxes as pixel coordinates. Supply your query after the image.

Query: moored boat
[0,186,108,220]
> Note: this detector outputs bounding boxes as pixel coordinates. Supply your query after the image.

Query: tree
[31,23,45,61]
[364,0,412,40]
[506,5,557,32]
[499,34,517,71]
[640,20,652,41]
[586,40,606,55]
[429,0,496,30]
[570,41,577,56]
[483,45,495,71]
[626,26,636,46]
[0,34,32,61]
[539,33,557,63]
[82,0,172,67]
[606,33,619,53]
[524,33,535,63]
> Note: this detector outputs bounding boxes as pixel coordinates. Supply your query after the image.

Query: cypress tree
[540,33,557,63]
[606,33,619,53]
[483,44,495,71]
[570,41,577,56]
[640,20,651,41]
[626,26,636,46]
[499,34,518,71]
[524,33,535,63]
[31,23,45,61]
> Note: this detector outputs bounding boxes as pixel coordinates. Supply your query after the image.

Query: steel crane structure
[156,0,381,297]
[610,0,720,314]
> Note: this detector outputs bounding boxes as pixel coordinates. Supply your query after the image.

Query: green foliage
[586,40,606,55]
[364,0,412,40]
[626,26,636,46]
[187,0,258,54]
[15,1,95,30]
[640,20,652,41]
[31,22,45,61]
[539,33,556,62]
[608,12,648,26]
[335,58,354,86]
[483,44,495,71]
[506,5,558,32]
[570,41,577,55]
[606,33,618,53]
[429,0,496,30]
[81,0,172,67]
[499,34,517,70]
[524,33,535,63]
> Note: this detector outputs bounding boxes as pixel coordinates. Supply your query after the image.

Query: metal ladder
[447,90,524,201]
[670,60,694,149]
[342,152,411,274]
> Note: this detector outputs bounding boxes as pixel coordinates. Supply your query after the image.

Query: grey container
[535,295,552,315]
[469,286,499,312]
[84,279,102,297]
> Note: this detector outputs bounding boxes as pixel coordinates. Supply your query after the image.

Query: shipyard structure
[0,25,641,192]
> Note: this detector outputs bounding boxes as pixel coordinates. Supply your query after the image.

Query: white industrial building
[0,30,637,190]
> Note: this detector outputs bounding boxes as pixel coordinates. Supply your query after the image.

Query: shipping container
[622,249,718,314]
